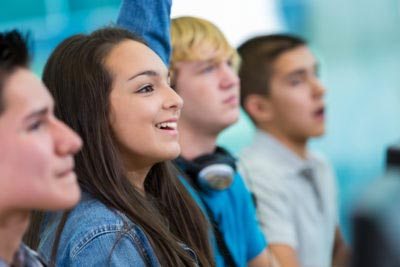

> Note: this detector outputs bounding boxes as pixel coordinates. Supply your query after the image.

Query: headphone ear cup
[192,147,236,192]
[197,163,235,191]
[175,147,237,192]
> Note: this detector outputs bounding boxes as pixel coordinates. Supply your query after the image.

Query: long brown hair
[25,27,213,267]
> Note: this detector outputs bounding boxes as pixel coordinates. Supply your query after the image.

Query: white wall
[171,0,284,47]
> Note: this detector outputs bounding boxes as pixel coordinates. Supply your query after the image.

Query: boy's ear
[244,94,273,123]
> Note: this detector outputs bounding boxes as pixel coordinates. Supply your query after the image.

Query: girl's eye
[137,85,154,93]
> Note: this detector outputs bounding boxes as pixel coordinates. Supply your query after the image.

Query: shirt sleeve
[70,232,151,267]
[116,0,172,66]
[235,174,268,261]
[252,176,298,249]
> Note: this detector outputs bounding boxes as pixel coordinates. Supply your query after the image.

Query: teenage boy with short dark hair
[238,34,348,267]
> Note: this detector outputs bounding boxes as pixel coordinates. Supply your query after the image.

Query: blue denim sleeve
[116,0,172,66]
[70,232,155,267]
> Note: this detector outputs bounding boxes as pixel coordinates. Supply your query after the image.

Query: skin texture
[0,68,82,211]
[245,46,325,158]
[0,68,82,263]
[332,227,350,267]
[106,40,183,189]
[174,54,240,159]
[175,57,239,136]
[268,244,301,267]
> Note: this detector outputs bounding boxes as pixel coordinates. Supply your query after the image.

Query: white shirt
[238,130,338,267]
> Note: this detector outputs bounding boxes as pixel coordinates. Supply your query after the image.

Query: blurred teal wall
[0,0,121,74]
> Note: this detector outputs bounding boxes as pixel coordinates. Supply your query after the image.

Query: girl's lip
[156,118,178,124]
[156,127,179,137]
[155,118,179,135]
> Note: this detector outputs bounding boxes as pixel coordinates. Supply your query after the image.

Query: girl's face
[0,69,82,212]
[106,40,183,172]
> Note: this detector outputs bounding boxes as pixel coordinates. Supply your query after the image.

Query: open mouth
[314,107,325,118]
[155,122,177,130]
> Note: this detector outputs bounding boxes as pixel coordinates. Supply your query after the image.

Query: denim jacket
[38,193,160,266]
[0,244,46,267]
[38,193,199,266]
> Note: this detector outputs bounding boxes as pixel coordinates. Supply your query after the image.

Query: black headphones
[175,147,236,192]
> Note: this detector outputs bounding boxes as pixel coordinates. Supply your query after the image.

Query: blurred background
[1,0,399,242]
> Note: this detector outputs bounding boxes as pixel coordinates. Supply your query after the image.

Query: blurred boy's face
[0,68,82,212]
[266,45,325,143]
[173,50,240,136]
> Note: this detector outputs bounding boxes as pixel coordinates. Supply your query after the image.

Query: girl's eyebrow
[128,70,159,81]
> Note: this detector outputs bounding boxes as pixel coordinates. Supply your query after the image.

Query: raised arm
[116,0,172,66]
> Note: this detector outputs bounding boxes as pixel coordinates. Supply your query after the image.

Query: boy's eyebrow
[195,59,217,66]
[286,69,307,77]
[200,59,215,64]
[192,60,217,71]
[286,63,319,77]
[24,107,48,121]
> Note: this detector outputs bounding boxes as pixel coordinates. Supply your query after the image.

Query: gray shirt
[238,130,338,267]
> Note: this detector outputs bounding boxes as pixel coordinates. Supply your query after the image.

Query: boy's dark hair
[238,34,306,109]
[0,30,30,114]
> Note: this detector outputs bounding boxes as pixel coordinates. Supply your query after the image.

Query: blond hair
[170,16,239,75]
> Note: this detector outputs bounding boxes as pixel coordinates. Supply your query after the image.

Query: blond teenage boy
[171,17,277,267]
